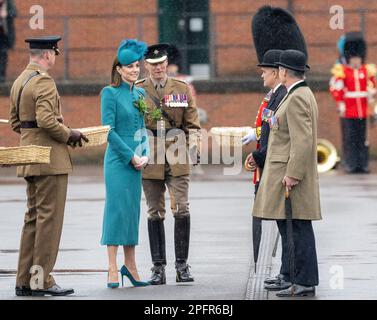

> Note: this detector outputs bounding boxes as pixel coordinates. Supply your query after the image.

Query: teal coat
[100,81,149,246]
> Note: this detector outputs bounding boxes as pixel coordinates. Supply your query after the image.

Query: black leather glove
[67,129,89,147]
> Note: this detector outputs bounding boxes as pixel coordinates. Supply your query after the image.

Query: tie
[156,84,164,98]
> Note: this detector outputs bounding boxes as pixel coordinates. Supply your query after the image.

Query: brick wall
[7,0,158,81]
[210,0,377,76]
[2,2,377,160]
[6,1,377,80]
[2,90,377,157]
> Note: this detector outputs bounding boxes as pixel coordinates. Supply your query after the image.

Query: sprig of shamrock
[149,108,163,121]
[134,95,148,115]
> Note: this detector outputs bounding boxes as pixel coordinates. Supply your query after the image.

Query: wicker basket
[210,127,252,147]
[0,145,51,166]
[76,125,110,147]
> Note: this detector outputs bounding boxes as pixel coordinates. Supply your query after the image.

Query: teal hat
[117,39,148,66]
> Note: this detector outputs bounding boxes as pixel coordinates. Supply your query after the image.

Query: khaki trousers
[16,174,68,289]
[143,164,190,220]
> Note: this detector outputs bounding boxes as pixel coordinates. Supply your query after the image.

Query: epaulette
[331,63,345,79]
[366,64,377,78]
[135,78,146,85]
[171,78,188,85]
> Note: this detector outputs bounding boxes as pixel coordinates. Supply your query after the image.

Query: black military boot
[175,215,194,282]
[148,219,166,285]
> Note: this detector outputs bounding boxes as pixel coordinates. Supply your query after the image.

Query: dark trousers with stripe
[341,118,368,171]
[276,219,319,287]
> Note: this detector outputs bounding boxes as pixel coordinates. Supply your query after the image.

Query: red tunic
[252,92,271,184]
[330,64,376,119]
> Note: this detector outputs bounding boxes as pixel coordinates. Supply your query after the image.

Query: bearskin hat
[251,6,308,63]
[343,31,366,63]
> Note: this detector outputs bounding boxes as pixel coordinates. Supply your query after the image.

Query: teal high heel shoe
[120,265,150,287]
[107,271,119,289]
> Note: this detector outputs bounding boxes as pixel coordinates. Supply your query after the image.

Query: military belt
[150,128,185,137]
[20,121,38,129]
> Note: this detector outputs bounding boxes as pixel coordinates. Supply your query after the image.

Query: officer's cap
[25,35,62,55]
[145,43,170,64]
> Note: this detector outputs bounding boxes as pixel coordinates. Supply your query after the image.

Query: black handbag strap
[16,70,40,118]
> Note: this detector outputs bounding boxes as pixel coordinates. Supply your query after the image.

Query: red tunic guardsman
[330,63,376,119]
[329,31,376,173]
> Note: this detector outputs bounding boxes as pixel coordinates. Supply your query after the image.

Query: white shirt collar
[287,79,305,93]
[272,83,282,93]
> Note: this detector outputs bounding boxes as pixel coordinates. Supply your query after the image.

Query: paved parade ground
[1,164,377,300]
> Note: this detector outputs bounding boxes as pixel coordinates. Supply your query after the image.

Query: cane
[285,187,296,295]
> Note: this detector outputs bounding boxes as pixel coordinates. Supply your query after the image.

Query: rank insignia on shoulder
[172,78,188,85]
[164,94,188,107]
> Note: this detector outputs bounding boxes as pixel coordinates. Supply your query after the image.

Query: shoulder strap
[16,71,40,117]
[148,94,179,128]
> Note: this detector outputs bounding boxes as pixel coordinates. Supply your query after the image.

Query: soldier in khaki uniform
[9,36,87,297]
[136,44,201,285]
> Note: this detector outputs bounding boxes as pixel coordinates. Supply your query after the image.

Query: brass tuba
[317,139,339,173]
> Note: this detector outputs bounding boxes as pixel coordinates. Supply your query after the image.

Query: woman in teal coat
[101,39,150,288]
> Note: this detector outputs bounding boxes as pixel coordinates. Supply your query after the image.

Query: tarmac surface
[1,163,377,300]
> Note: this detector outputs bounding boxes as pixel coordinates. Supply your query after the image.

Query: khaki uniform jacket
[9,63,72,177]
[252,83,322,220]
[136,77,201,180]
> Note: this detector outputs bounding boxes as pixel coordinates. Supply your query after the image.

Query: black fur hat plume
[251,6,308,63]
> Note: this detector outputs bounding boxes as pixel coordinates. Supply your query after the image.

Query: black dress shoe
[149,265,166,285]
[359,167,370,174]
[15,286,32,296]
[264,274,285,285]
[176,263,194,282]
[31,284,74,296]
[276,284,315,297]
[264,278,292,291]
[345,167,358,174]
